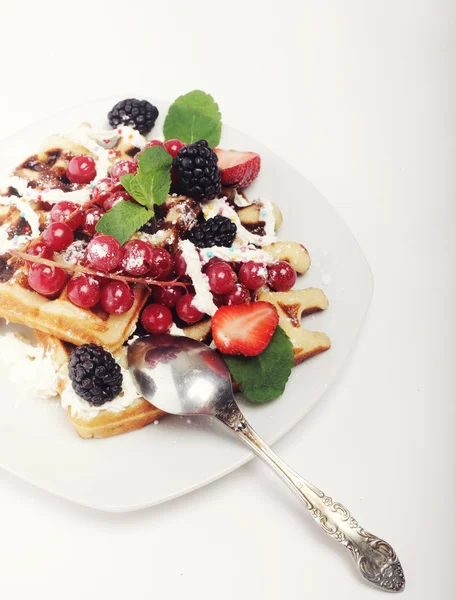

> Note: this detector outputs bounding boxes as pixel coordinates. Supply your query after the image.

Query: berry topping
[92,177,122,205]
[26,241,53,260]
[110,160,137,181]
[108,98,159,135]
[214,149,261,188]
[151,285,184,308]
[67,274,101,308]
[223,282,251,305]
[188,215,237,249]
[68,344,122,406]
[212,301,279,356]
[81,206,105,235]
[206,261,236,295]
[86,235,124,273]
[239,261,267,290]
[176,294,204,324]
[28,263,66,296]
[173,140,221,201]
[43,222,74,251]
[50,201,83,230]
[267,261,297,292]
[141,303,173,334]
[164,139,185,158]
[100,280,134,314]
[174,250,189,280]
[67,155,97,184]
[103,190,133,212]
[148,247,173,280]
[121,239,154,276]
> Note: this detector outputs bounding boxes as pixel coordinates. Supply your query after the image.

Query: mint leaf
[120,146,172,210]
[163,90,222,147]
[96,201,154,245]
[223,327,294,402]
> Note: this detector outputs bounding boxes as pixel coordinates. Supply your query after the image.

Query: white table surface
[0,1,454,598]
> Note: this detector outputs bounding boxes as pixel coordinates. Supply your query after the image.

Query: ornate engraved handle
[216,400,405,593]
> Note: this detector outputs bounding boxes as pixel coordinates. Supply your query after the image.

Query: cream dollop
[61,365,142,419]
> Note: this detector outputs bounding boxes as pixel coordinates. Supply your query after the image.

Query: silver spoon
[128,334,405,593]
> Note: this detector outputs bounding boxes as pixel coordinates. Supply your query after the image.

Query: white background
[0,1,454,598]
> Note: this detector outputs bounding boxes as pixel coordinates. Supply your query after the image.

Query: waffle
[35,284,328,438]
[0,128,149,351]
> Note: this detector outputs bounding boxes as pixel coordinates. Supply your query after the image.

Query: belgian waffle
[35,283,329,438]
[0,127,149,351]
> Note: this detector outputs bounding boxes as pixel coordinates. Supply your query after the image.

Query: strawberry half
[215,149,261,188]
[212,301,279,356]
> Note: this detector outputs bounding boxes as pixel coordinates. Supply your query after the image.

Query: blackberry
[188,215,237,249]
[108,98,159,136]
[173,140,221,201]
[68,344,122,406]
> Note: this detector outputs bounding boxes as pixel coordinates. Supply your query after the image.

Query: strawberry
[212,301,279,356]
[215,149,261,188]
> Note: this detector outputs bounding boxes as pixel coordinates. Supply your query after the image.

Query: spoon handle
[216,399,405,593]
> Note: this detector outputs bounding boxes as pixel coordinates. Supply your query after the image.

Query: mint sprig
[95,201,154,245]
[223,327,294,402]
[163,90,222,147]
[96,146,172,244]
[120,145,172,210]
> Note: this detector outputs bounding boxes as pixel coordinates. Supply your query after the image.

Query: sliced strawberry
[212,301,278,356]
[215,149,261,188]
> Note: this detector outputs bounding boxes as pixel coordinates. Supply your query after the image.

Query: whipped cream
[201,197,276,247]
[233,191,251,208]
[178,239,217,316]
[0,333,60,399]
[170,323,185,336]
[61,365,142,419]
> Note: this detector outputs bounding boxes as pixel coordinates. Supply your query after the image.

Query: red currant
[67,274,100,308]
[67,155,96,184]
[212,293,226,308]
[176,294,204,324]
[28,263,66,296]
[224,283,251,305]
[268,261,297,292]
[50,201,83,230]
[103,190,132,212]
[81,207,105,235]
[149,247,173,280]
[110,160,137,181]
[42,222,74,251]
[151,285,185,308]
[164,139,185,158]
[92,177,121,205]
[141,303,173,334]
[86,235,124,272]
[206,262,236,295]
[203,256,230,271]
[121,240,154,276]
[100,280,134,314]
[239,261,268,290]
[26,241,53,260]
[174,250,189,280]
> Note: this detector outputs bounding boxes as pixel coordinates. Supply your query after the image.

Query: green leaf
[95,201,154,245]
[223,327,294,402]
[120,146,172,210]
[163,90,222,147]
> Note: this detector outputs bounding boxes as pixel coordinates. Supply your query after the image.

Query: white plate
[0,96,373,512]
